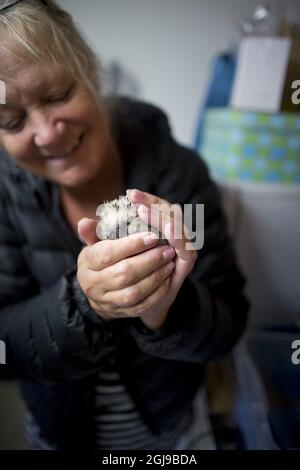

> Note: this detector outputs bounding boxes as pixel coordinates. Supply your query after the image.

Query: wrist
[140,308,169,331]
[87,299,113,321]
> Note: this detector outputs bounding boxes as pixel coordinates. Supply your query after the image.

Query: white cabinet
[220,182,300,329]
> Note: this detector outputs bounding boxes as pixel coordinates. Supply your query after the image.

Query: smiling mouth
[46,132,85,161]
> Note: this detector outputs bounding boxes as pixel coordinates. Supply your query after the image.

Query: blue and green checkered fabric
[199,109,300,184]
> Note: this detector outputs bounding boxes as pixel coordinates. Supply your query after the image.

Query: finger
[103,260,175,307]
[99,244,175,291]
[112,276,171,317]
[77,217,99,246]
[137,204,182,245]
[128,189,171,212]
[138,204,197,264]
[129,189,183,233]
[83,231,160,271]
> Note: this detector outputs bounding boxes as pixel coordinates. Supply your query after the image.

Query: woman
[0,0,248,450]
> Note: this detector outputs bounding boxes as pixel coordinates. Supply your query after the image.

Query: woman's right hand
[76,218,176,321]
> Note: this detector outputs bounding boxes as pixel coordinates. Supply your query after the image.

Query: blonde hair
[0,0,102,100]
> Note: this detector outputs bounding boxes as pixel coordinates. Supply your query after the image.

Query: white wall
[59,0,300,146]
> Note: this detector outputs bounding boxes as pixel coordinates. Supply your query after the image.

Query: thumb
[77,217,99,246]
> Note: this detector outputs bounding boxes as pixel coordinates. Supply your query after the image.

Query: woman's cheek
[2,136,33,164]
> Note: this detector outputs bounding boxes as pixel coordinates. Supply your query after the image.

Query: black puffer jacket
[0,97,248,449]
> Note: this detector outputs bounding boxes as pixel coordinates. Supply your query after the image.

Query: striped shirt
[93,356,193,450]
[25,356,193,450]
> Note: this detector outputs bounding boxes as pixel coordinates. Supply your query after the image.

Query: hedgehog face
[96,195,145,240]
[96,193,167,244]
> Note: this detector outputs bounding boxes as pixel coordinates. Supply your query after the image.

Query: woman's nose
[33,116,66,149]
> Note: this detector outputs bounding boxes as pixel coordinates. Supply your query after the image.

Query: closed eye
[0,115,26,132]
[46,85,74,104]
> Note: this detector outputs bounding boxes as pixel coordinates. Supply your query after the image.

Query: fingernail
[143,233,159,245]
[132,189,144,199]
[163,246,175,260]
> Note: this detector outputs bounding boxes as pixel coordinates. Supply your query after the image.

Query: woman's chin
[52,165,96,188]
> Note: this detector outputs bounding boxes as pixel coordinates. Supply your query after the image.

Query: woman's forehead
[2,61,71,98]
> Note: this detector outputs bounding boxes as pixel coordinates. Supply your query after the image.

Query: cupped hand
[76,217,176,323]
[128,189,198,329]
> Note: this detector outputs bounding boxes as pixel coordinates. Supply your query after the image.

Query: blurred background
[59,0,300,145]
[1,0,300,450]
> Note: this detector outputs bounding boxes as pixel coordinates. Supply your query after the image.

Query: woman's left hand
[129,189,198,330]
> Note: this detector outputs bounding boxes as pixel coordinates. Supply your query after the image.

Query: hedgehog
[96,192,167,244]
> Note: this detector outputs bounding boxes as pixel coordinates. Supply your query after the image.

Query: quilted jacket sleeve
[127,109,249,361]
[0,189,118,383]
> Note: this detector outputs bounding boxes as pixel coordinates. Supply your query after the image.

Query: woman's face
[0,62,110,188]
